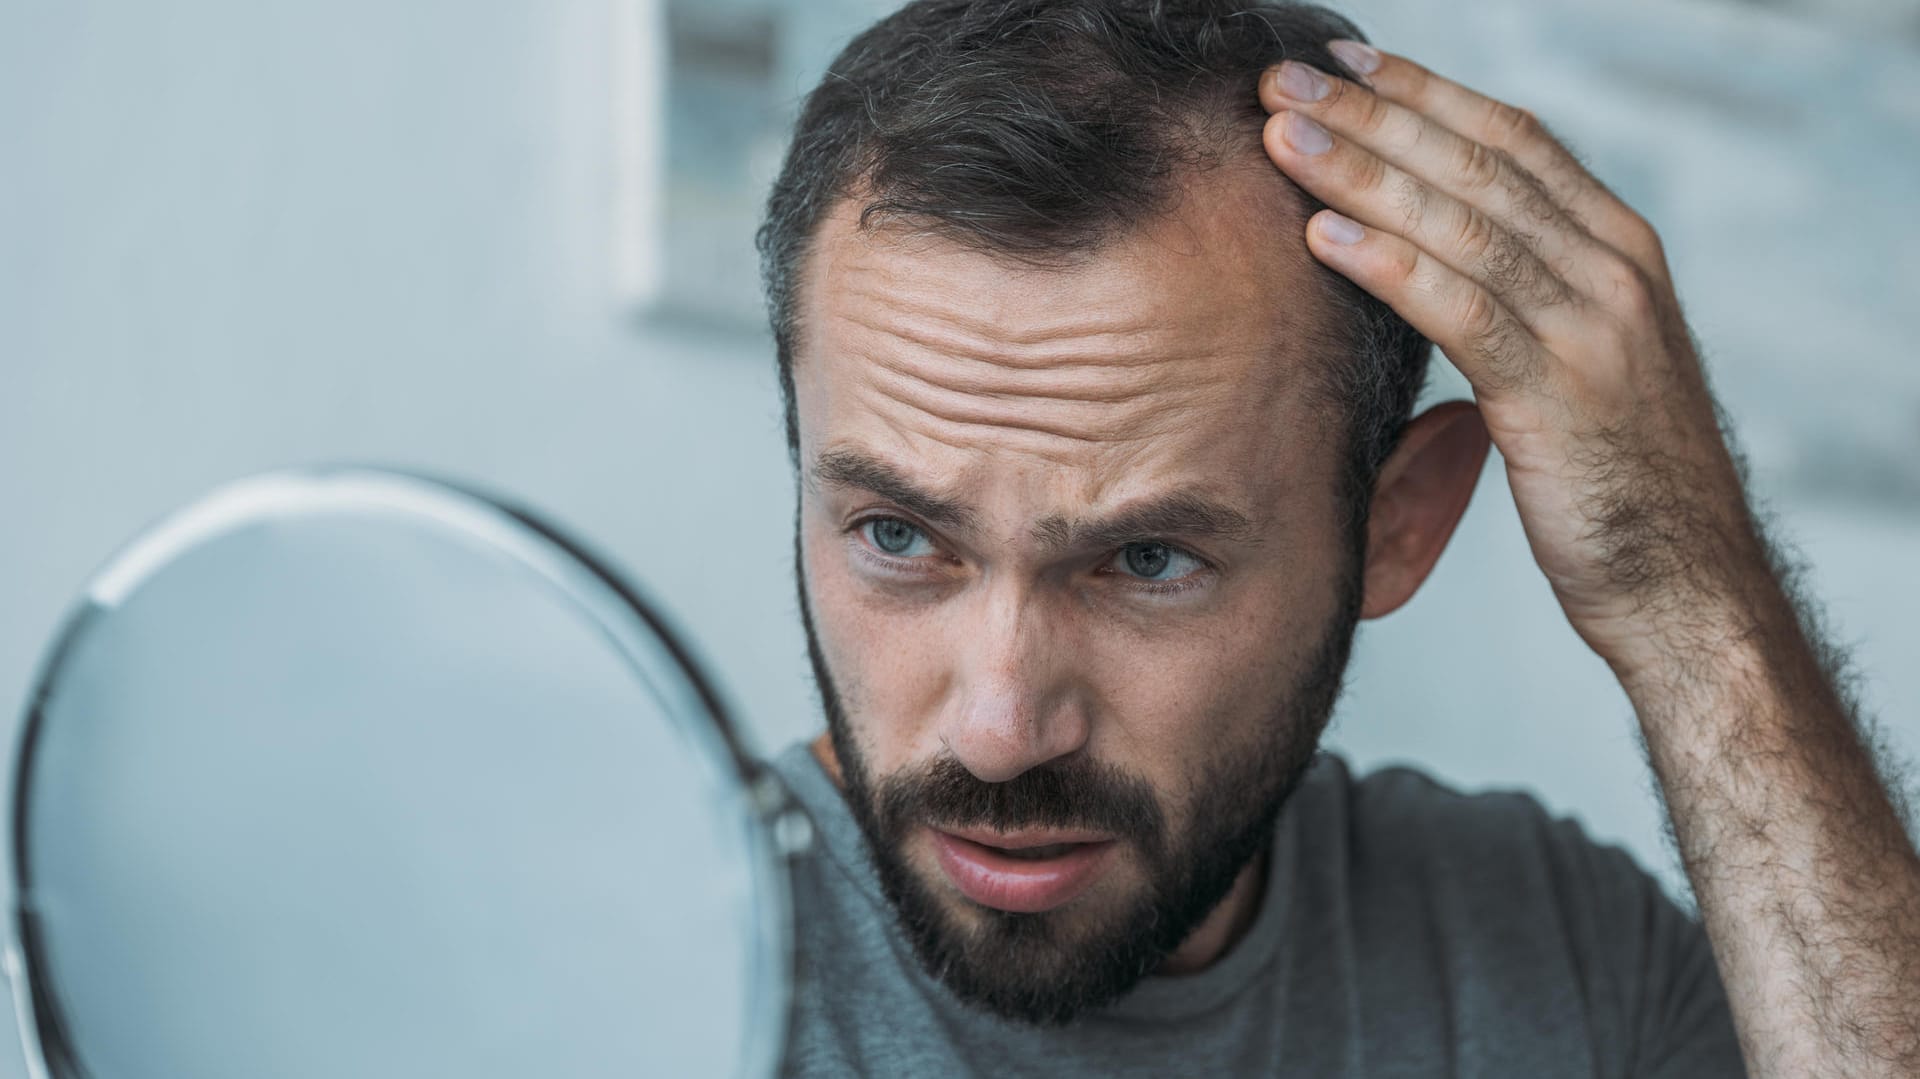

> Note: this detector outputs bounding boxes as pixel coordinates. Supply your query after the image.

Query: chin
[872,832,1206,1026]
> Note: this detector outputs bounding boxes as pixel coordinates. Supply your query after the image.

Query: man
[751,1,1920,1075]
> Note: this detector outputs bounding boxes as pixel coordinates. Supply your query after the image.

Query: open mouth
[993,842,1082,860]
[928,829,1119,913]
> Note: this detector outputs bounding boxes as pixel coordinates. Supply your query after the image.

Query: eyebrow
[811,448,1260,552]
[1031,493,1260,552]
[811,449,981,533]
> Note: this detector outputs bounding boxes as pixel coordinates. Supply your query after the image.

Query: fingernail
[1327,39,1381,76]
[1284,111,1332,155]
[1275,60,1328,102]
[1319,211,1364,245]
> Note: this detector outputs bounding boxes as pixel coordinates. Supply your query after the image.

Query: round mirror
[7,467,800,1078]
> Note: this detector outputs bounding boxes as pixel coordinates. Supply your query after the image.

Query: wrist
[1584,572,1788,704]
[1600,579,1810,724]
[1606,613,1763,711]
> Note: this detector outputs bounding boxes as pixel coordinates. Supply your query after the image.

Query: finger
[1302,208,1551,397]
[1259,59,1617,303]
[1343,44,1669,282]
[1263,107,1584,337]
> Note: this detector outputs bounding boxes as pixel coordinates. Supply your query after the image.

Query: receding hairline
[784,148,1341,384]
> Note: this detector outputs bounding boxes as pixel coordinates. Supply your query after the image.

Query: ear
[1359,400,1492,620]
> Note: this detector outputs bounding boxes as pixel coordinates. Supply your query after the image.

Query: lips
[929,826,1119,913]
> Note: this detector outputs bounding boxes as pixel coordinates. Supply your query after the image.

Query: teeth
[998,843,1078,860]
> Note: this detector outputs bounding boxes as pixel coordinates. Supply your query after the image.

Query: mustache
[872,752,1169,853]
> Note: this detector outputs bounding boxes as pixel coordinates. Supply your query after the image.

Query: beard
[794,528,1365,1027]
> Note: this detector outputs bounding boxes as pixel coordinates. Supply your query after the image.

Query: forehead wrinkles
[796,162,1317,461]
[820,267,1276,454]
[842,300,1252,449]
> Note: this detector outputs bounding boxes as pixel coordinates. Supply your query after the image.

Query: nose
[937,580,1089,784]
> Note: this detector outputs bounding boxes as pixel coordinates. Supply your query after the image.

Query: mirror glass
[9,469,791,1079]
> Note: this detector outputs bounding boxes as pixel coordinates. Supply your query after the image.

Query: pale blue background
[3,0,1916,1073]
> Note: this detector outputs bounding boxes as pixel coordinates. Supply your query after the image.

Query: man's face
[790,161,1365,1025]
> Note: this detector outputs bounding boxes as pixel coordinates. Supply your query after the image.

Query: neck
[1153,845,1268,975]
[806,732,1269,976]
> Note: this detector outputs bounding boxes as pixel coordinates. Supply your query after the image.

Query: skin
[1258,39,1920,1075]
[791,154,1490,977]
[787,32,1919,1068]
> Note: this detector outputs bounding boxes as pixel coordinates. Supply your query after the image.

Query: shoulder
[1308,753,1565,836]
[1282,755,1742,1077]
[1282,753,1692,1004]
[1288,753,1654,900]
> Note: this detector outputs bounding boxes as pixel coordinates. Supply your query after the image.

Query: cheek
[1076,577,1321,783]
[801,513,954,769]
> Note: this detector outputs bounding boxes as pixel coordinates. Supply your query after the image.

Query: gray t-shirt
[769,739,1747,1077]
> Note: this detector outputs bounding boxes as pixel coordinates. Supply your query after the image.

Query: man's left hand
[1258,41,1764,682]
[1256,42,1920,1079]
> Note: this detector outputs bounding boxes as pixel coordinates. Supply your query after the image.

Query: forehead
[792,160,1338,515]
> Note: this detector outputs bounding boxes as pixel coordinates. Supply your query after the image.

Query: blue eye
[863,518,933,557]
[1114,542,1202,581]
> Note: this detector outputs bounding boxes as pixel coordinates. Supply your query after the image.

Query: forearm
[1618,564,1920,1077]
[1247,34,1920,1070]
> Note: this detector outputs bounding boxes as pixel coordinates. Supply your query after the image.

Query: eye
[1111,541,1204,582]
[861,517,935,558]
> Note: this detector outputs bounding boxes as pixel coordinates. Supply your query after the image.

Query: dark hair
[754,0,1432,546]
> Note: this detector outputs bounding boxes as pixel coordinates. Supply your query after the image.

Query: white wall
[2,0,1916,1073]
[1,3,804,1071]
